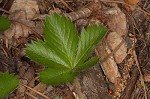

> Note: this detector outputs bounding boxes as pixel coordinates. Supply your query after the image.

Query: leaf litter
[0,0,150,99]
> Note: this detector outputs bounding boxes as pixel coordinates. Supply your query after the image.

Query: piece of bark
[64,3,100,21]
[96,6,127,83]
[107,32,127,63]
[73,64,112,99]
[96,43,121,83]
[94,4,127,85]
[105,6,128,36]
[34,3,101,22]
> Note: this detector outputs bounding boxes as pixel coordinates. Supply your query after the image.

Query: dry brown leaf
[124,0,140,5]
[2,11,43,47]
[10,0,39,19]
[3,21,34,47]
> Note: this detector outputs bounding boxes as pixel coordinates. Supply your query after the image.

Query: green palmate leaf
[0,16,11,32]
[0,72,19,99]
[26,13,107,85]
[39,68,79,85]
[44,13,78,67]
[74,56,99,71]
[75,25,106,66]
[26,40,69,69]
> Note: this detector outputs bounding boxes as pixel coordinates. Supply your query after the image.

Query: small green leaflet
[0,16,11,32]
[26,13,107,85]
[0,72,19,99]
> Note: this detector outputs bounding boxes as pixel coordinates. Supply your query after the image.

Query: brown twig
[133,50,148,99]
[0,8,10,14]
[59,0,73,11]
[124,10,148,98]
[130,10,148,99]
[25,92,38,99]
[21,83,50,99]
[0,0,14,15]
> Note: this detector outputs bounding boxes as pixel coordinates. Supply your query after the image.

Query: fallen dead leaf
[3,21,34,47]
[2,10,42,47]
[10,0,39,19]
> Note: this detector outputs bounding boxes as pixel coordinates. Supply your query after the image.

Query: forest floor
[0,0,150,99]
